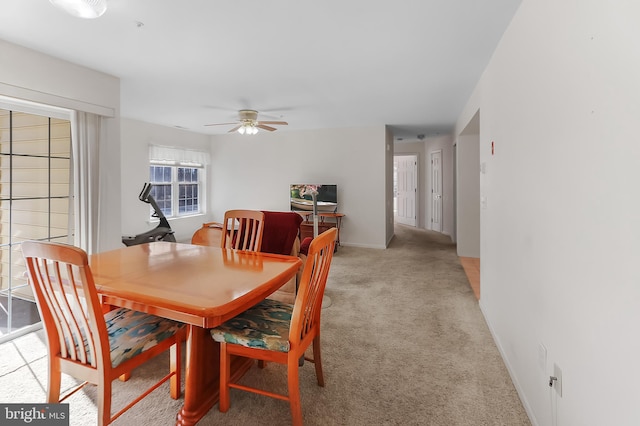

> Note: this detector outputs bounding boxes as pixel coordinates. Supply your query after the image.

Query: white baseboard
[340,242,387,250]
[479,300,538,426]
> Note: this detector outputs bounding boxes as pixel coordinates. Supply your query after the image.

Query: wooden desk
[299,212,344,247]
[89,242,302,425]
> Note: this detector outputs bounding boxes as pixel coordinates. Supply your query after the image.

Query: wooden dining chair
[210,227,338,426]
[21,240,186,426]
[191,221,224,247]
[220,209,265,251]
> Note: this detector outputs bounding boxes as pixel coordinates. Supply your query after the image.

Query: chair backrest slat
[54,262,88,363]
[55,262,86,363]
[290,228,337,345]
[64,262,97,366]
[34,258,72,359]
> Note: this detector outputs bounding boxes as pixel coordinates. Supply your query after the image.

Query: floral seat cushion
[210,299,293,352]
[105,308,185,367]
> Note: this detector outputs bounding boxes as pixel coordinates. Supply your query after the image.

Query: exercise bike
[121,183,176,246]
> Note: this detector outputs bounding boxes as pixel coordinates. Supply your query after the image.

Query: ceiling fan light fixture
[237,122,258,135]
[49,0,108,19]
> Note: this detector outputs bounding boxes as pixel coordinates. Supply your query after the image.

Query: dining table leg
[176,324,253,425]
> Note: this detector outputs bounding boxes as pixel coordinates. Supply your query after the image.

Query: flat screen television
[290,184,338,213]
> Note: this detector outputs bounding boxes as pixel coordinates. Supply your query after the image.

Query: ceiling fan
[204,109,288,135]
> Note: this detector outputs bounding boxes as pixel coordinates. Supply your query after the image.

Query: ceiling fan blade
[204,122,239,127]
[258,121,288,126]
[257,124,277,132]
[227,125,242,133]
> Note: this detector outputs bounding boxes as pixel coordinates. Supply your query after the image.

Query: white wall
[456,1,640,425]
[0,39,121,251]
[120,120,392,248]
[210,126,389,249]
[385,127,395,245]
[456,131,480,258]
[120,118,213,243]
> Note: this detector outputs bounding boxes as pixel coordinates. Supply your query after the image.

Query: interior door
[394,155,417,226]
[431,150,443,232]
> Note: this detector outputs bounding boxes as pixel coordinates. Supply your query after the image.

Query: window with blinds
[0,108,73,338]
[148,146,207,219]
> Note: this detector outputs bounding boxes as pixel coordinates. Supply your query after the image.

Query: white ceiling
[0,0,521,141]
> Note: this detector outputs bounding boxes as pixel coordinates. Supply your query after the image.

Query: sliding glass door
[0,107,73,342]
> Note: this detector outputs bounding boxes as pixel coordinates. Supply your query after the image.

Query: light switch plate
[553,363,562,397]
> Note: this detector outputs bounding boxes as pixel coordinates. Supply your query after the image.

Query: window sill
[148,212,205,224]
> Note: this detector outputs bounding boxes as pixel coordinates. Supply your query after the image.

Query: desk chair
[22,241,186,426]
[210,228,337,426]
[221,209,265,251]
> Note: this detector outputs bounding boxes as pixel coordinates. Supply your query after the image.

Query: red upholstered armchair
[260,211,305,304]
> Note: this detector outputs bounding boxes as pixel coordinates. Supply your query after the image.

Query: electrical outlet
[553,363,562,397]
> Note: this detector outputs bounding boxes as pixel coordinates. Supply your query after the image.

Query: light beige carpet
[0,224,530,425]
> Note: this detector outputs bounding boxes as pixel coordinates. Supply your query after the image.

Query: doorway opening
[457,110,481,300]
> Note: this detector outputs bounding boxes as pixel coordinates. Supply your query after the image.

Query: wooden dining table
[89,241,302,425]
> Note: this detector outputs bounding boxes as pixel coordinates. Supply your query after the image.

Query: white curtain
[70,111,102,255]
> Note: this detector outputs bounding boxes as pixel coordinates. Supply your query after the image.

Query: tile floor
[0,328,87,403]
[0,328,103,425]
[1,328,50,401]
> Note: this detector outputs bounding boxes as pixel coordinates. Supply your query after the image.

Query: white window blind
[149,145,210,166]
